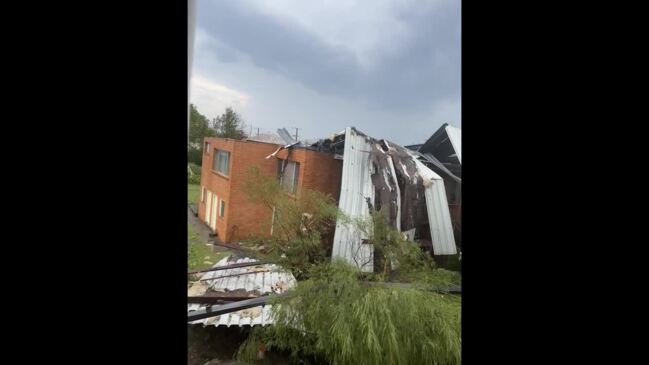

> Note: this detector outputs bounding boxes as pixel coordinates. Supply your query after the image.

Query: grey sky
[190,0,460,145]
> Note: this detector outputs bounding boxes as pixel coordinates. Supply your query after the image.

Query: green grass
[188,183,200,204]
[187,183,231,272]
[188,223,229,271]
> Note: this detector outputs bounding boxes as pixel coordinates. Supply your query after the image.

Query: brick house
[197,137,343,243]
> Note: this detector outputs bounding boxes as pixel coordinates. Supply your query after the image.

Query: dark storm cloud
[196,0,460,113]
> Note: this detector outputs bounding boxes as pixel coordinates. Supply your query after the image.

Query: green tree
[214,107,247,139]
[188,104,215,166]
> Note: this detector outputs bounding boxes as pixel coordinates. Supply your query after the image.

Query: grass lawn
[188,183,200,204]
[188,183,227,271]
[188,224,230,271]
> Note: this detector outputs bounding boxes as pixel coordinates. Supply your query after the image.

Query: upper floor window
[277,159,300,194]
[204,142,211,154]
[213,149,230,175]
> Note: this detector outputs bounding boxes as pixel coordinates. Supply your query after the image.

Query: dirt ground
[188,325,293,365]
[188,325,248,365]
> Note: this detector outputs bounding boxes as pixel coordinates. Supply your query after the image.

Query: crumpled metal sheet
[331,127,375,272]
[412,158,457,255]
[331,127,457,270]
[188,255,297,327]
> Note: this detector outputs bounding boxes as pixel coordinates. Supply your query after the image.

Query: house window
[219,199,225,218]
[204,142,211,154]
[201,187,206,203]
[277,159,300,194]
[213,149,230,175]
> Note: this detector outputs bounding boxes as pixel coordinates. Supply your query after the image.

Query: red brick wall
[227,140,282,242]
[302,150,343,202]
[198,137,342,242]
[197,138,238,241]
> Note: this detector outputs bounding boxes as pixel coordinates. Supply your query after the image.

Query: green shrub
[187,163,202,184]
[236,166,461,365]
[188,146,203,166]
[238,260,461,365]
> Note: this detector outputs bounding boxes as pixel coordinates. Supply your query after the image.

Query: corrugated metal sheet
[412,157,457,255]
[332,127,458,270]
[445,125,461,164]
[331,127,374,272]
[188,256,297,327]
[419,152,461,183]
[277,128,296,145]
[246,134,285,145]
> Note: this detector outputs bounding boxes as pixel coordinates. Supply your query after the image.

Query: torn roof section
[188,255,297,327]
[416,124,462,178]
[445,125,462,164]
[245,133,286,145]
[331,127,375,272]
[331,127,457,272]
[243,128,305,149]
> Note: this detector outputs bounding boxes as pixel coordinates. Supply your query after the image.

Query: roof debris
[327,127,457,271]
[188,255,297,327]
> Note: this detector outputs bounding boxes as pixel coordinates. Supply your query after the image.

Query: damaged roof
[188,255,296,327]
[418,123,462,166]
[445,125,461,164]
[331,127,457,271]
[245,133,286,145]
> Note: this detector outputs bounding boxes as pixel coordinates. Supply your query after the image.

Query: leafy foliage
[235,165,461,365]
[214,107,247,140]
[242,166,342,279]
[238,260,461,365]
[355,209,460,287]
[188,163,201,185]
[188,104,215,166]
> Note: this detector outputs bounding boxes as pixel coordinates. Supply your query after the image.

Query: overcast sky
[190,0,460,145]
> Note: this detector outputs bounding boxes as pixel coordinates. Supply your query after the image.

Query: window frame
[277,159,300,194]
[212,149,231,176]
[219,199,225,218]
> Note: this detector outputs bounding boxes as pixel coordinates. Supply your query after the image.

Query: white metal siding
[445,125,462,164]
[331,127,374,272]
[413,158,457,255]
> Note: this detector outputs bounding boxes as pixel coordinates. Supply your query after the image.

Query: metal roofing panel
[246,134,285,145]
[412,158,457,255]
[445,125,461,164]
[188,255,296,327]
[331,127,374,272]
[419,152,461,183]
[277,128,296,145]
[332,127,458,270]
